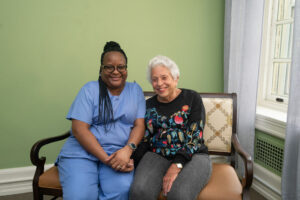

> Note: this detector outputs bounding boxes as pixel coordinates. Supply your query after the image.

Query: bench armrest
[30,131,70,168]
[231,134,253,189]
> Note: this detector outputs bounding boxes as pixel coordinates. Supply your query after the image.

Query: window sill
[255,106,287,139]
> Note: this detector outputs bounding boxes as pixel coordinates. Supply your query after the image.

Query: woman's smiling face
[151,65,178,102]
[101,51,127,93]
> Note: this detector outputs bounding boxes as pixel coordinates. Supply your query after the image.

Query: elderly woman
[56,41,145,200]
[130,55,211,200]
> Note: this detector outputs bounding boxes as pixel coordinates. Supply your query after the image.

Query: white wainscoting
[252,163,281,200]
[0,164,53,196]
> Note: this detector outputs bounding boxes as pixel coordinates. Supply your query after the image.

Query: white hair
[147,55,180,83]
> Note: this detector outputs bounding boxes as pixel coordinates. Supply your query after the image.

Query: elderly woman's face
[101,51,127,91]
[151,65,178,101]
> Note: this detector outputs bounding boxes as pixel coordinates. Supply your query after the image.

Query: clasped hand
[162,164,181,196]
[106,146,134,172]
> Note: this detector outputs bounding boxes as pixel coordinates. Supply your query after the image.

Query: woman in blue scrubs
[56,41,146,200]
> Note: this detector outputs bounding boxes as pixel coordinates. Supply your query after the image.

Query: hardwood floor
[0,188,267,200]
[0,193,62,200]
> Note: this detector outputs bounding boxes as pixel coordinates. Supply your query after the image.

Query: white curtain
[281,1,300,199]
[224,0,264,174]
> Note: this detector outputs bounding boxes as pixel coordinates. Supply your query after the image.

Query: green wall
[0,0,224,169]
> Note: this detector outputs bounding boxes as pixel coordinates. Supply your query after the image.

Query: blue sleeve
[66,84,94,125]
[135,83,146,119]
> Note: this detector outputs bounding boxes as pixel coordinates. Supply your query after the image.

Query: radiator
[254,131,284,176]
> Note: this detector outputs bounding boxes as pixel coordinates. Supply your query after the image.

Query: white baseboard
[252,163,282,200]
[0,164,53,196]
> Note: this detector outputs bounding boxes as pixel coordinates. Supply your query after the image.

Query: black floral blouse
[133,89,208,166]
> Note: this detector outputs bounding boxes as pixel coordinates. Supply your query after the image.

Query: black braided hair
[98,41,127,131]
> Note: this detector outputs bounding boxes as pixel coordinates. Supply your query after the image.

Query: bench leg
[33,188,43,200]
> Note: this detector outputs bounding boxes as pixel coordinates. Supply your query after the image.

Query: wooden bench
[30,92,253,200]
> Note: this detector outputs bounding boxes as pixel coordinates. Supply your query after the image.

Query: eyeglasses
[102,65,127,73]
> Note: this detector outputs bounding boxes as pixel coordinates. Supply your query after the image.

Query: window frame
[257,0,295,112]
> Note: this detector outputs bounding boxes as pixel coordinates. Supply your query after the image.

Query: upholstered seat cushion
[158,163,242,200]
[39,164,242,200]
[197,163,242,200]
[39,166,61,189]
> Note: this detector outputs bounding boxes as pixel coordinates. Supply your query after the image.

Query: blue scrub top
[58,81,146,161]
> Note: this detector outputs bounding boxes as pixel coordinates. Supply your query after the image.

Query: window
[258,0,295,111]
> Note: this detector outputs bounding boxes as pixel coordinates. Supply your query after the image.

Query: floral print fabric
[143,89,207,163]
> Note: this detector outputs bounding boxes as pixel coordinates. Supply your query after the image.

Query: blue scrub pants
[57,157,134,200]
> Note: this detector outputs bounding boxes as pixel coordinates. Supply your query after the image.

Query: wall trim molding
[256,107,286,139]
[0,164,53,196]
[252,163,282,200]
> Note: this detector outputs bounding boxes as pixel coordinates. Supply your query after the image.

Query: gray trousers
[129,152,212,200]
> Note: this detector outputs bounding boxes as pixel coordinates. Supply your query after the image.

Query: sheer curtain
[281,1,300,199]
[224,0,264,174]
